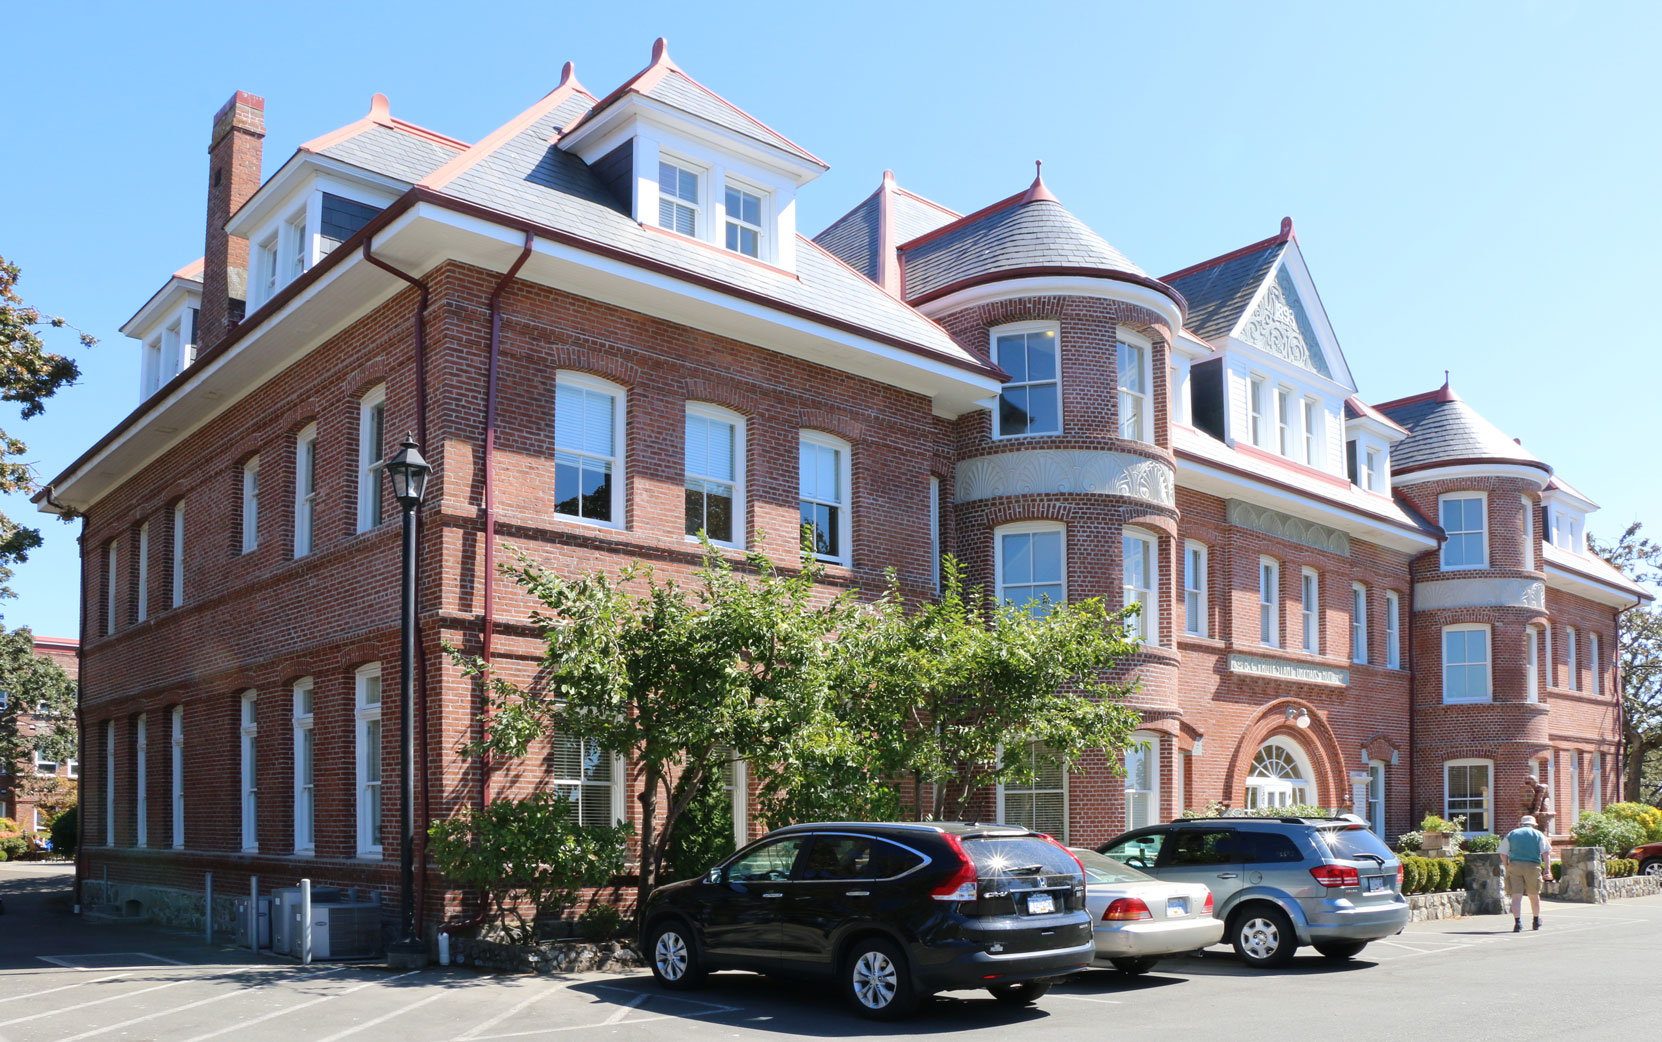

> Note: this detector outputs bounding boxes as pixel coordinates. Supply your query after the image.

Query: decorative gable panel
[1238,265,1331,379]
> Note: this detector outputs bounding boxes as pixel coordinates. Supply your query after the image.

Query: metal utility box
[299,901,383,960]
[269,886,345,955]
[235,896,271,949]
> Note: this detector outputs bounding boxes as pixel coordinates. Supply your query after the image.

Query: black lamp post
[384,434,430,967]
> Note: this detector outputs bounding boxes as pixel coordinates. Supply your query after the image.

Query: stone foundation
[81,879,244,939]
[1407,890,1475,921]
[1602,875,1662,900]
[446,937,641,975]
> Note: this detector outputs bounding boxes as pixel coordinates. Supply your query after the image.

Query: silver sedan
[1071,848,1225,975]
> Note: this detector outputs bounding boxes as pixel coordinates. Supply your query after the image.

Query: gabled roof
[1375,380,1549,475]
[1344,396,1410,436]
[897,167,1177,307]
[121,258,205,337]
[1163,222,1291,343]
[562,38,826,169]
[1543,475,1599,510]
[813,172,959,287]
[299,94,468,184]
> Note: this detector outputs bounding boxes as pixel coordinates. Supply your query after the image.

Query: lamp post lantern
[384,434,430,968]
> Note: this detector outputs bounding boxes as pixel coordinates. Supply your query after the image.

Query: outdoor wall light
[1286,706,1312,729]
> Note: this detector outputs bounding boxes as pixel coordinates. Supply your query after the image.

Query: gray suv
[1097,816,1408,967]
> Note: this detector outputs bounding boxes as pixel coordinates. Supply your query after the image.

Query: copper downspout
[360,239,433,929]
[439,232,534,938]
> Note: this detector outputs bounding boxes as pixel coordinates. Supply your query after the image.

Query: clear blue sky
[4,1,1658,638]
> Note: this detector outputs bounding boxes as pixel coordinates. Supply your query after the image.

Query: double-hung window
[135,521,150,622]
[1122,529,1157,642]
[1124,734,1159,831]
[996,742,1066,840]
[1386,591,1401,668]
[994,326,1060,437]
[1439,493,1487,569]
[1117,334,1150,442]
[1445,759,1492,834]
[171,501,185,608]
[1544,622,1554,687]
[358,386,386,532]
[1301,397,1319,465]
[1351,583,1368,664]
[104,721,115,844]
[1183,541,1208,637]
[134,713,148,847]
[287,211,310,282]
[997,523,1066,618]
[1301,567,1320,654]
[356,665,383,857]
[930,477,942,595]
[798,432,850,564]
[724,183,763,257]
[1590,633,1602,695]
[1566,626,1579,690]
[1526,624,1540,701]
[241,457,260,553]
[257,233,279,303]
[554,372,625,526]
[240,692,258,852]
[104,542,117,635]
[293,679,315,854]
[1521,494,1535,567]
[1248,375,1265,446]
[295,424,317,557]
[1259,557,1280,647]
[684,404,743,547]
[170,706,184,849]
[553,735,622,826]
[1442,624,1492,704]
[658,160,700,236]
[1275,386,1293,456]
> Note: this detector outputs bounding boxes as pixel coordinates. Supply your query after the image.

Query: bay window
[994,325,1060,437]
[997,523,1066,618]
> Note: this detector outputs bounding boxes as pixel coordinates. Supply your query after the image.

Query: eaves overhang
[1544,560,1653,609]
[120,277,203,339]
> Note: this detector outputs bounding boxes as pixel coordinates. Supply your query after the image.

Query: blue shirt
[1501,827,1550,865]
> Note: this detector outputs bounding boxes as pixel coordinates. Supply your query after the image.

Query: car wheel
[1109,957,1158,975]
[988,980,1051,1005]
[842,938,917,1019]
[647,920,705,989]
[1641,859,1662,878]
[1312,940,1367,961]
[1231,905,1297,969]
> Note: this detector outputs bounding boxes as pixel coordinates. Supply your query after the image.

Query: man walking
[1500,814,1551,932]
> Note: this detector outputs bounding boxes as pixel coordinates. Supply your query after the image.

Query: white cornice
[558,94,825,185]
[1392,462,1551,488]
[914,275,1184,336]
[121,279,202,340]
[1544,562,1650,609]
[227,152,413,238]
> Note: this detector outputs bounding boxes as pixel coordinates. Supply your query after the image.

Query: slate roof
[1544,475,1599,508]
[1344,396,1409,435]
[813,180,959,284]
[311,122,466,184]
[898,188,1151,302]
[1163,237,1286,343]
[1376,386,1548,473]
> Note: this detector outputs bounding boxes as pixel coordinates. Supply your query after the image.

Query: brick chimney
[199,91,265,354]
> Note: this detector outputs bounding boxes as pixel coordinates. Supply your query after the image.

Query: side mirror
[705,867,722,885]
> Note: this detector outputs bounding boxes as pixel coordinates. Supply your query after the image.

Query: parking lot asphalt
[4,860,1660,1042]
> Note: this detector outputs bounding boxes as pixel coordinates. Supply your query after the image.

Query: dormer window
[252,207,313,309]
[287,211,310,281]
[725,183,764,258]
[658,160,700,236]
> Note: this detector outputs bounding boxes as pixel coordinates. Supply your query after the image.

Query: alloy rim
[1644,862,1662,878]
[654,931,688,981]
[852,951,897,1009]
[1240,917,1280,961]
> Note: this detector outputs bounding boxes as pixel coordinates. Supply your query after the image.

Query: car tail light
[1202,890,1214,913]
[1103,897,1152,921]
[1310,864,1360,888]
[1397,863,1405,890]
[931,833,979,902]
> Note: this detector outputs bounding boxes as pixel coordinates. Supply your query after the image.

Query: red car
[1631,842,1662,877]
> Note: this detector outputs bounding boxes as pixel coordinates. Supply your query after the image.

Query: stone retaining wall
[82,879,244,939]
[446,937,641,975]
[1407,890,1475,921]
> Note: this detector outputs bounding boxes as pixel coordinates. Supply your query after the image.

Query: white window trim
[1438,491,1489,570]
[240,691,258,853]
[722,176,769,260]
[991,322,1062,439]
[241,457,260,553]
[1275,385,1294,457]
[554,370,628,530]
[1368,759,1387,838]
[657,153,705,238]
[1386,591,1401,669]
[1183,540,1209,638]
[171,502,185,608]
[1124,732,1161,833]
[135,522,150,622]
[1301,396,1320,466]
[356,664,384,858]
[683,402,746,549]
[33,748,59,775]
[1521,495,1535,569]
[1444,757,1495,836]
[294,424,318,557]
[1590,752,1603,814]
[1351,582,1369,664]
[729,757,749,849]
[134,713,148,847]
[1565,749,1580,827]
[551,734,629,826]
[358,385,387,533]
[171,706,184,850]
[1259,556,1280,648]
[995,521,1068,618]
[1122,528,1158,644]
[929,476,942,595]
[1590,633,1602,696]
[798,429,853,565]
[293,678,315,855]
[1301,566,1320,654]
[1566,625,1579,691]
[1441,623,1493,704]
[1544,621,1554,690]
[104,721,115,845]
[1116,328,1153,444]
[1525,624,1540,702]
[104,542,117,636]
[993,742,1069,843]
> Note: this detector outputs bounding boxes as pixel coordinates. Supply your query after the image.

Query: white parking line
[309,991,448,1042]
[172,970,420,1042]
[460,985,740,1041]
[1048,994,1123,1005]
[36,952,187,970]
[0,979,193,1028]
[0,974,130,1006]
[455,982,561,1041]
[600,993,647,1024]
[47,966,345,1042]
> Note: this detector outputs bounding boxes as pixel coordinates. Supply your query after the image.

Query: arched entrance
[1244,739,1315,809]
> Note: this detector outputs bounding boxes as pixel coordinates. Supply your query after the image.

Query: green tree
[0,257,96,604]
[1590,523,1662,805]
[0,625,78,808]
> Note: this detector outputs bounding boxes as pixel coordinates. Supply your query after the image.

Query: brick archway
[1222,700,1348,809]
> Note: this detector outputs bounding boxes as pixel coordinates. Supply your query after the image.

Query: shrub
[1550,860,1563,881]
[662,765,737,882]
[1405,857,1428,893]
[427,791,632,945]
[0,835,25,861]
[49,806,77,858]
[1437,858,1458,892]
[1450,857,1467,890]
[1181,801,1347,820]
[1570,812,1646,857]
[1420,813,1465,835]
[1464,834,1500,853]
[1396,830,1424,854]
[577,903,626,942]
[1602,802,1662,845]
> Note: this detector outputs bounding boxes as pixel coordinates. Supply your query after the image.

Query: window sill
[1441,698,1493,706]
[355,852,384,862]
[991,430,1063,442]
[553,513,626,533]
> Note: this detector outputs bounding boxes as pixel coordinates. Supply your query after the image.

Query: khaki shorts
[1507,863,1544,896]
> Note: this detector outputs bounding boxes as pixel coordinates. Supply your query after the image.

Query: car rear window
[1071,848,1152,884]
[961,834,1080,880]
[1318,826,1396,862]
[1235,830,1305,863]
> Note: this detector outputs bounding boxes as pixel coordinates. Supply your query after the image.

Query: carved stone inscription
[954,450,1176,507]
[1228,653,1350,688]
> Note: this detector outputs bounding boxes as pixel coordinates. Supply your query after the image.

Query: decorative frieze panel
[1237,266,1332,378]
[1414,577,1546,611]
[1226,500,1351,556]
[1228,653,1350,688]
[954,450,1175,507]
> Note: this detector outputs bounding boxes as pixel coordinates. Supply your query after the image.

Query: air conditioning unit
[300,901,383,960]
[269,886,345,955]
[235,896,272,949]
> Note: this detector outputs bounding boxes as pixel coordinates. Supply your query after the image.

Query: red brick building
[0,636,79,834]
[38,41,1647,934]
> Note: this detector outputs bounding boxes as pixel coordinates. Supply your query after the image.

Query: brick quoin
[55,73,1645,940]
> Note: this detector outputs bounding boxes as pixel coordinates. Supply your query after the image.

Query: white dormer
[1542,479,1597,555]
[122,260,203,401]
[558,38,827,274]
[1345,399,1409,497]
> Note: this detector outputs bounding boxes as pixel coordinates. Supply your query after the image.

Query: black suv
[638,821,1094,1018]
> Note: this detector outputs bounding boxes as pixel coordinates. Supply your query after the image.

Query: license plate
[1367,876,1385,893]
[1167,897,1188,916]
[1027,893,1055,915]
